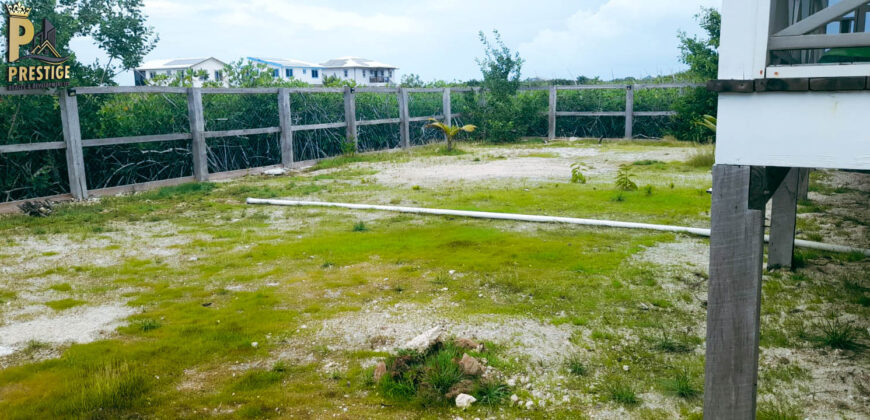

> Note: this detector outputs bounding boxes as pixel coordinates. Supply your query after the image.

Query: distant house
[246,57,322,84]
[320,57,398,86]
[134,57,228,87]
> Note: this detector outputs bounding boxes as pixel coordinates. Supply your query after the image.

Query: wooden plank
[516,86,551,91]
[442,88,452,130]
[556,111,626,117]
[705,164,766,420]
[754,78,810,91]
[0,87,58,96]
[556,84,628,91]
[809,76,868,91]
[278,88,294,167]
[186,88,209,182]
[0,193,73,214]
[708,79,756,93]
[398,88,410,149]
[634,111,678,117]
[634,83,705,89]
[203,127,281,139]
[344,86,358,150]
[356,118,401,126]
[798,168,811,201]
[405,88,444,93]
[200,88,279,95]
[74,86,188,95]
[287,87,344,94]
[355,87,399,94]
[209,165,284,181]
[0,141,66,154]
[775,0,868,36]
[624,86,634,139]
[81,133,192,148]
[769,31,870,50]
[409,115,442,122]
[769,167,800,270]
[290,122,347,132]
[89,176,195,197]
[767,63,870,78]
[548,86,557,141]
[58,89,88,200]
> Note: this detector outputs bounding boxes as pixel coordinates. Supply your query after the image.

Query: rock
[455,393,476,410]
[455,338,483,351]
[251,342,258,348]
[446,380,475,399]
[373,362,387,383]
[263,168,287,176]
[510,394,519,404]
[402,326,442,352]
[459,354,484,376]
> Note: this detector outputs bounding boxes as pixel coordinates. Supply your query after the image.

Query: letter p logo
[7,14,34,63]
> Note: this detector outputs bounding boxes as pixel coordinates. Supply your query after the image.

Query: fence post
[344,86,357,151]
[398,87,410,149]
[187,88,209,182]
[277,88,294,167]
[548,85,557,142]
[624,84,634,139]
[442,88,452,143]
[58,89,88,200]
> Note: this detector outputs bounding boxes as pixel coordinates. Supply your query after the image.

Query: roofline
[135,57,228,71]
[247,57,322,69]
[321,64,398,69]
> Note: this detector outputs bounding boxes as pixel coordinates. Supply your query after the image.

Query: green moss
[45,299,86,311]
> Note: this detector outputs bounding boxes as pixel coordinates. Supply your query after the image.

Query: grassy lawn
[0,140,866,419]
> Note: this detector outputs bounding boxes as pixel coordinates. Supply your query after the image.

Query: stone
[459,354,483,376]
[263,168,287,176]
[455,338,483,351]
[510,394,519,404]
[402,326,442,352]
[373,362,387,383]
[455,393,476,410]
[446,380,475,399]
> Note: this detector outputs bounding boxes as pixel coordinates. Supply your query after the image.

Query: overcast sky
[71,0,721,85]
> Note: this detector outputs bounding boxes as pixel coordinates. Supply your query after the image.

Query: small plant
[49,283,73,292]
[425,118,477,152]
[695,114,717,133]
[602,376,640,406]
[570,162,587,184]
[136,318,161,332]
[272,361,289,373]
[353,221,368,232]
[757,399,803,420]
[662,369,700,399]
[813,318,862,350]
[652,330,693,353]
[611,192,625,202]
[45,298,86,311]
[686,149,715,168]
[474,380,510,406]
[565,354,587,376]
[643,185,653,196]
[615,165,638,191]
[341,137,357,156]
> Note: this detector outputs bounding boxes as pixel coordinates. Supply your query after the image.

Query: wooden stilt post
[797,168,810,201]
[548,85,557,142]
[442,88,452,144]
[344,86,357,151]
[624,85,634,139]
[186,88,209,182]
[705,164,766,420]
[277,88,294,168]
[398,88,410,149]
[58,89,88,200]
[769,167,799,270]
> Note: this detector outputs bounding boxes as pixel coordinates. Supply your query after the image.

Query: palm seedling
[425,118,477,152]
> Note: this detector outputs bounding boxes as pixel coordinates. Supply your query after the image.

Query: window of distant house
[215,71,223,82]
[312,69,319,78]
[273,69,279,78]
[363,70,366,77]
[344,70,348,77]
[286,69,293,78]
[303,69,307,75]
[149,72,156,78]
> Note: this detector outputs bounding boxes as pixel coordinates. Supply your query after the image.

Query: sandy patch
[0,303,135,359]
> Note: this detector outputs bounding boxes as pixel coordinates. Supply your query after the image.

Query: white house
[246,57,323,84]
[320,57,398,86]
[134,57,228,87]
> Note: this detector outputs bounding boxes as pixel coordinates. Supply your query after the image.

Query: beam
[769,32,870,50]
[186,88,209,182]
[769,168,800,270]
[58,89,88,200]
[774,0,869,36]
[705,164,766,420]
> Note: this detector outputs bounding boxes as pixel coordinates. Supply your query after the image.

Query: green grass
[813,318,863,351]
[49,283,73,292]
[684,149,715,168]
[45,298,86,311]
[661,369,701,399]
[602,376,641,406]
[566,354,588,376]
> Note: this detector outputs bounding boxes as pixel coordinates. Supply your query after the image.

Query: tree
[425,118,476,152]
[400,73,424,88]
[469,30,527,143]
[670,8,721,142]
[0,0,158,86]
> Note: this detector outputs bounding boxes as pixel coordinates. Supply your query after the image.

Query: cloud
[518,0,721,78]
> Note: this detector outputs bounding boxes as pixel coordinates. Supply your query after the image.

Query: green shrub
[615,165,638,191]
[571,163,587,184]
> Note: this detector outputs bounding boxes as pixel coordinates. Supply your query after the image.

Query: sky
[69,0,722,85]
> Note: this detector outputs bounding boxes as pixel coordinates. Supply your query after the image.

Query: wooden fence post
[277,88,294,167]
[58,89,88,200]
[705,164,765,419]
[344,86,357,151]
[398,88,410,149]
[769,167,799,269]
[624,85,634,139]
[187,88,209,182]
[442,88,452,143]
[548,85,557,141]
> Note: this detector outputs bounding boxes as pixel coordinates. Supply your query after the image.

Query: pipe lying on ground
[246,198,870,257]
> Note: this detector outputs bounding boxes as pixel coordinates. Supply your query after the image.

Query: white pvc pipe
[246,198,870,257]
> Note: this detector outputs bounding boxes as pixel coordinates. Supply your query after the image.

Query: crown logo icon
[5,2,31,17]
